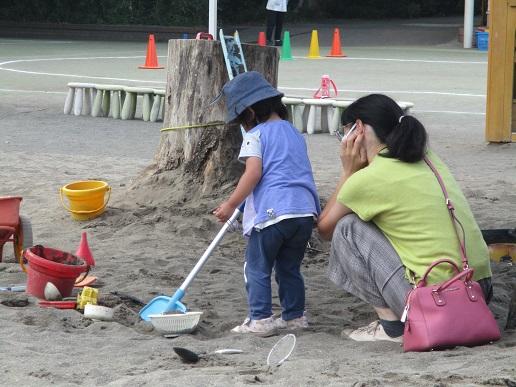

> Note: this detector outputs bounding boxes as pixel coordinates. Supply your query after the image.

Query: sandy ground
[0,18,515,386]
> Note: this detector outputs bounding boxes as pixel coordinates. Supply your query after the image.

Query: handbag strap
[423,156,469,269]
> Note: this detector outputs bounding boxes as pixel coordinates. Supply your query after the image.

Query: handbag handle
[418,258,461,287]
[424,157,469,270]
[435,267,474,292]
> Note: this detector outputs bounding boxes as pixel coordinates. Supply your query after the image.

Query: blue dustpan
[139,289,187,321]
[139,206,243,321]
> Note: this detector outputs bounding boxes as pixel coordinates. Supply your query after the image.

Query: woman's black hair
[341,94,427,163]
[234,95,288,127]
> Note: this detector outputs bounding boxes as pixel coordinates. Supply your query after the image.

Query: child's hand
[213,201,236,223]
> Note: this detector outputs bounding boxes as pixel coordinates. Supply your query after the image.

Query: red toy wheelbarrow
[0,196,33,270]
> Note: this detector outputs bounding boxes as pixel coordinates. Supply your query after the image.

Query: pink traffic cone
[76,232,95,267]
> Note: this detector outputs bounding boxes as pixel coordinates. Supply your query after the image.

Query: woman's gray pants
[328,214,413,318]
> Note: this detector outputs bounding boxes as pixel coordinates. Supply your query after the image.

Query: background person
[317,94,492,342]
[266,0,288,46]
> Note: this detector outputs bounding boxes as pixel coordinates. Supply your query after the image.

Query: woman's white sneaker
[341,320,402,343]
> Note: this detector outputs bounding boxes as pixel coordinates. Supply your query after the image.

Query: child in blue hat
[213,71,320,336]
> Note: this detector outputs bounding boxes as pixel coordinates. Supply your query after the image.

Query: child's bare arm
[213,156,262,222]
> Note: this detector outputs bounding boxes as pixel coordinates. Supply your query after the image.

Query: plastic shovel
[139,205,243,321]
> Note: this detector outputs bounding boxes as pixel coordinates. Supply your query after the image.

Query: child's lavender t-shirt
[238,119,320,235]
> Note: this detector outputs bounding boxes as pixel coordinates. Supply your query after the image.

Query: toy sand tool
[139,205,243,321]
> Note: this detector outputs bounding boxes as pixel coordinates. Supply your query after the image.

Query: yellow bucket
[60,180,111,221]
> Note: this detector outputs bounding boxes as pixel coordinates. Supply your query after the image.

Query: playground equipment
[91,84,124,119]
[313,75,338,99]
[74,231,97,286]
[281,31,293,61]
[485,1,516,142]
[64,82,97,116]
[60,180,111,221]
[139,34,164,69]
[327,28,346,57]
[280,97,414,134]
[302,98,335,134]
[64,83,165,122]
[0,196,33,269]
[282,96,304,129]
[121,86,155,120]
[24,245,88,299]
[258,31,266,47]
[196,32,214,40]
[307,30,321,59]
[77,286,98,309]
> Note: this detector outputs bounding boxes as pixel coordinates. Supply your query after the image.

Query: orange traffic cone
[76,232,95,267]
[139,34,164,69]
[327,28,346,58]
[258,31,266,46]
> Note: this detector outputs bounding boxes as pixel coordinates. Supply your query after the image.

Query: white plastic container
[149,311,202,334]
[84,304,114,321]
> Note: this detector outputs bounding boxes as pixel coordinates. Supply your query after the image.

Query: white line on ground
[347,46,487,54]
[279,86,486,98]
[0,57,166,84]
[0,57,145,65]
[291,56,486,64]
[0,57,486,97]
[0,68,165,84]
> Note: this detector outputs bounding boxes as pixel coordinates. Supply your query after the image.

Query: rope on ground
[160,121,225,133]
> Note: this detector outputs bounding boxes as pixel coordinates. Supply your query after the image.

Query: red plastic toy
[196,32,214,40]
[0,196,32,269]
[313,75,338,99]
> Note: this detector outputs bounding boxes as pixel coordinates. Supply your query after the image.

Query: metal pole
[209,0,217,40]
[464,0,474,48]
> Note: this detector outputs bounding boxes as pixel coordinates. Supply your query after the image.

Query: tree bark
[133,39,279,204]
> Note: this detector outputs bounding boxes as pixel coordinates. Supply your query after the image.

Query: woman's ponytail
[384,115,427,162]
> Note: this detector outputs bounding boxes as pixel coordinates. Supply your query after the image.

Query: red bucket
[25,245,88,299]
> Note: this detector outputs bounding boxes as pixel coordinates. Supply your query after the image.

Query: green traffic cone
[281,31,293,61]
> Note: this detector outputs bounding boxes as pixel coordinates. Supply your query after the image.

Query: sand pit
[0,124,514,386]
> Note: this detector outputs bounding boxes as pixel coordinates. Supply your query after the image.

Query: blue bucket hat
[219,71,283,123]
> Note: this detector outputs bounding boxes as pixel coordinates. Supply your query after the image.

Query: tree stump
[132,39,279,207]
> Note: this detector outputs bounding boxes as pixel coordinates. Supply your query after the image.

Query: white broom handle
[179,207,242,291]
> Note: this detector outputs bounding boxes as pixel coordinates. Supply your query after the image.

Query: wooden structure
[485,0,516,142]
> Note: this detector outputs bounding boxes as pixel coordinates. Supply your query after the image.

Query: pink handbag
[402,157,501,352]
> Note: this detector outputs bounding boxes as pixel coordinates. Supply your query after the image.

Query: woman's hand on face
[340,130,368,176]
